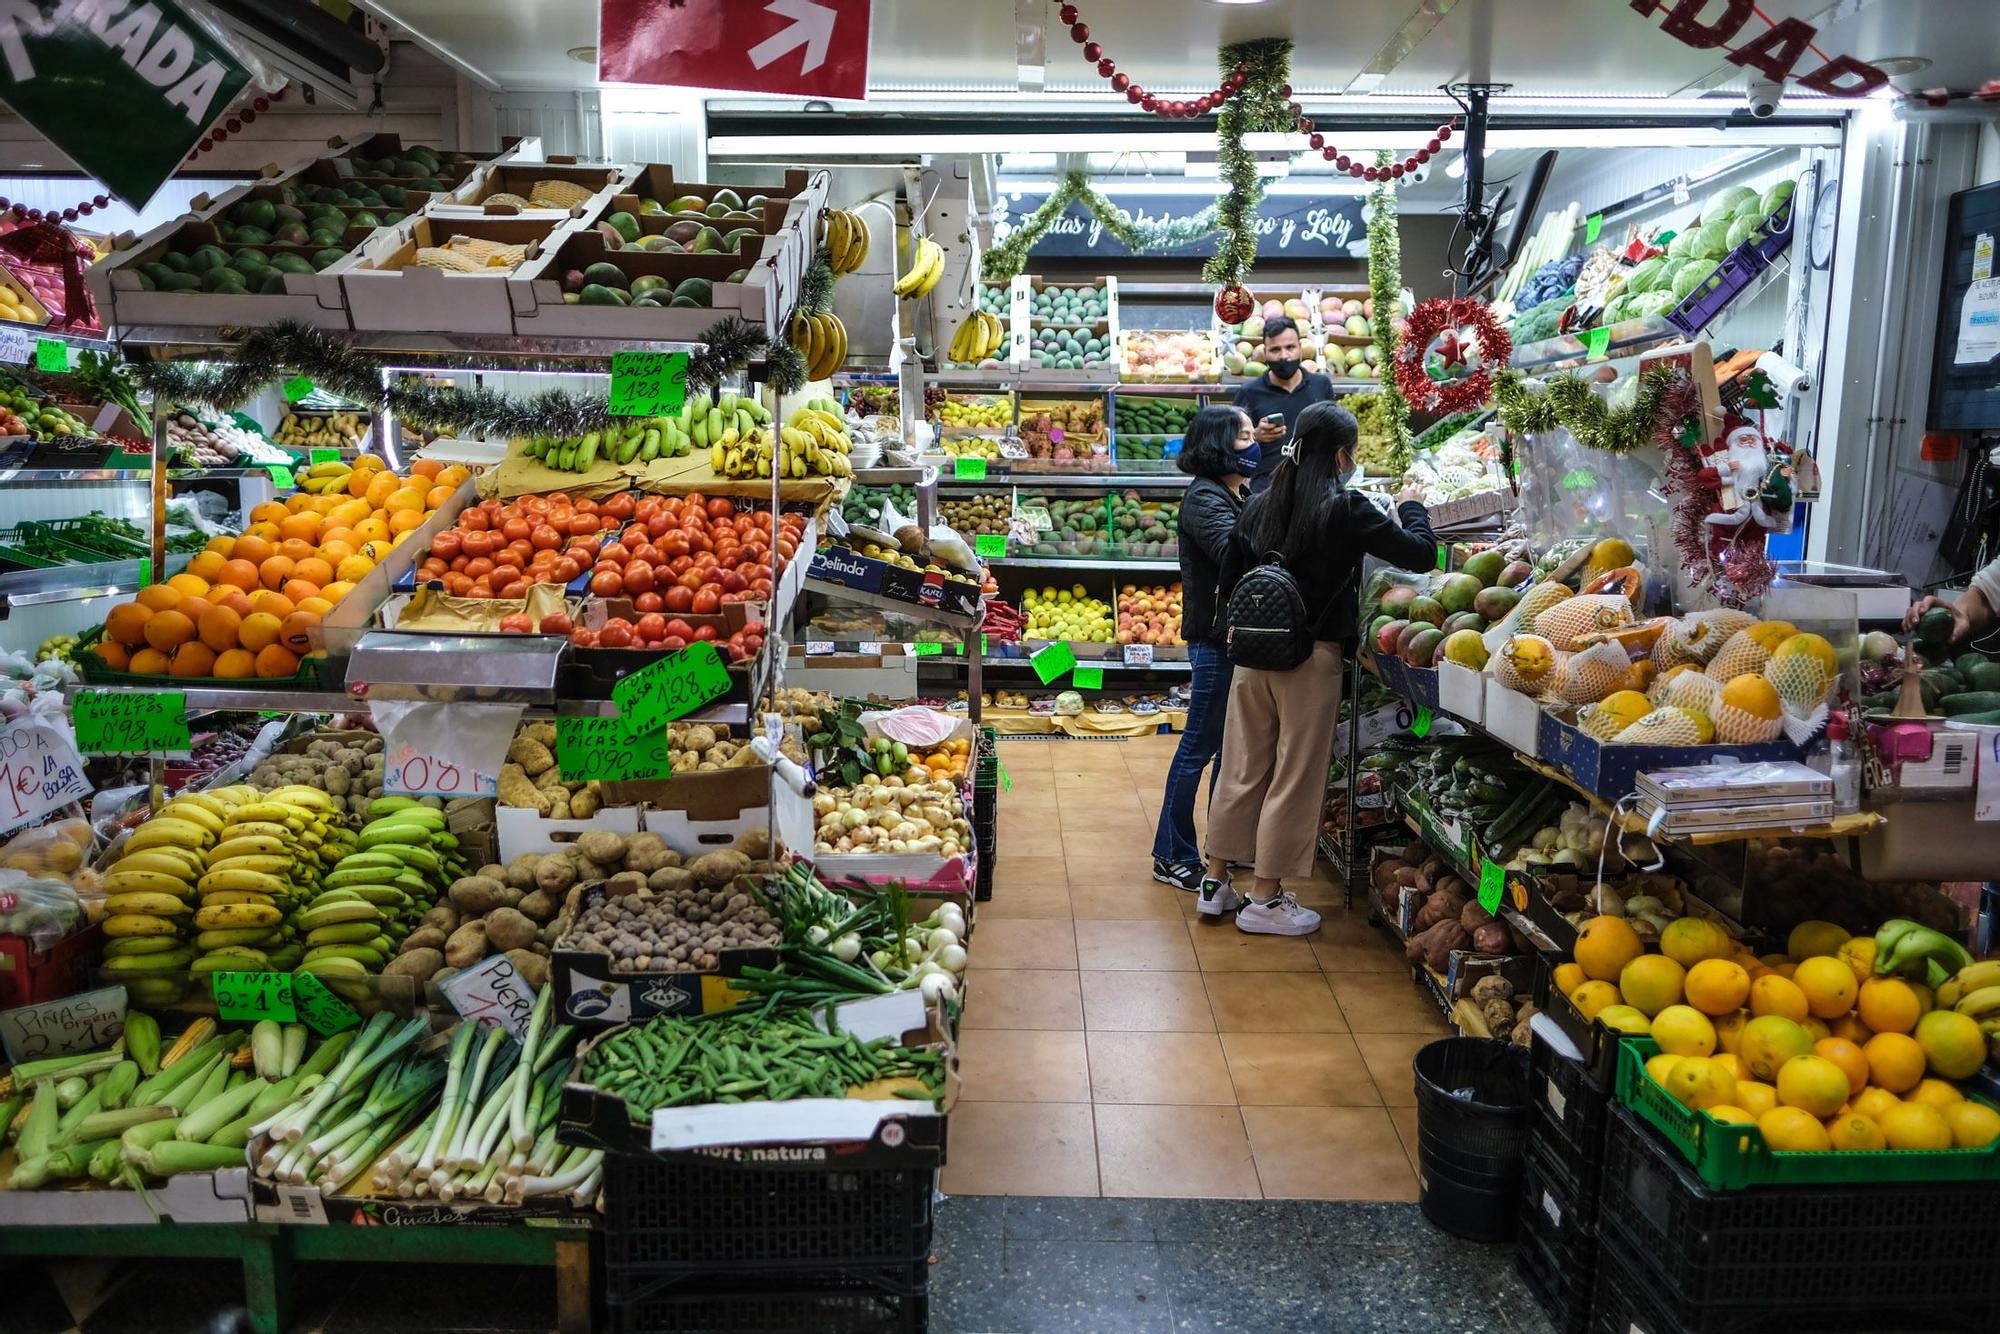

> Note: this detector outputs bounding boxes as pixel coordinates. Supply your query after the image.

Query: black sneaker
[1151,859,1203,892]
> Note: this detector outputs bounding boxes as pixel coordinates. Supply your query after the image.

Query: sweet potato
[1471,921,1511,955]
[1459,900,1495,933]
[1423,921,1471,972]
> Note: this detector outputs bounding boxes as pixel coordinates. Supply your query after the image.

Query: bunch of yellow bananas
[892,236,944,300]
[791,309,849,381]
[948,309,1007,365]
[277,411,365,449]
[1938,959,2000,1035]
[295,457,357,494]
[718,400,852,480]
[823,209,871,275]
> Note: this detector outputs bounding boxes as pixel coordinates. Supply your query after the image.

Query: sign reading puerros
[0,0,251,208]
[599,0,871,101]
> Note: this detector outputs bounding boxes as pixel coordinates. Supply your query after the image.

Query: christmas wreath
[1393,298,1511,417]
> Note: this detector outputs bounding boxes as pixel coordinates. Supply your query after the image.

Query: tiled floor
[948,734,1450,1202]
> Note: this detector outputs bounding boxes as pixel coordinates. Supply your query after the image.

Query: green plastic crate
[1616,1036,2000,1190]
[73,624,334,691]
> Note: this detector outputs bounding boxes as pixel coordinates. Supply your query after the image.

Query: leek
[510,989,552,1151]
[416,1022,478,1182]
[440,1025,506,1174]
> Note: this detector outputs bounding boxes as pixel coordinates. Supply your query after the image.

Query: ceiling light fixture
[1209,0,1273,5]
[566,46,596,63]
[1867,55,1932,76]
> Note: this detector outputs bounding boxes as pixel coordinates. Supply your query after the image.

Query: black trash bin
[1412,1036,1531,1242]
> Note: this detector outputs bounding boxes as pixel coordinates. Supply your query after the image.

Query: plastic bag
[0,870,86,950]
[0,818,93,880]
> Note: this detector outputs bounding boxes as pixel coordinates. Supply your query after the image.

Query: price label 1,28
[608,351,690,418]
[612,641,733,733]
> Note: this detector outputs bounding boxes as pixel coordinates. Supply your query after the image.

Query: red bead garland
[1295,105,1460,183]
[1059,1,1244,120]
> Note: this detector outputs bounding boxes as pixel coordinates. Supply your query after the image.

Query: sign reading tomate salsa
[0,0,252,207]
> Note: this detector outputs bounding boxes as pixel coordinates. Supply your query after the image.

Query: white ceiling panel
[364,0,1990,99]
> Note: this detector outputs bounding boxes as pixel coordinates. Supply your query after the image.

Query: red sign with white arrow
[599,0,870,101]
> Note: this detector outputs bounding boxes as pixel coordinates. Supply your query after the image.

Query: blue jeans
[1152,639,1233,865]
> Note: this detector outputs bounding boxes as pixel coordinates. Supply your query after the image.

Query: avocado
[690,226,722,254]
[606,211,641,244]
[134,271,156,291]
[200,266,248,292]
[274,204,305,224]
[160,272,201,292]
[353,191,384,209]
[378,185,408,207]
[577,283,629,307]
[230,248,269,270]
[581,261,629,290]
[672,277,713,307]
[257,270,290,294]
[309,228,343,248]
[1916,605,1956,647]
[1967,661,2000,694]
[212,224,236,243]
[159,251,192,273]
[350,211,381,230]
[383,211,405,226]
[187,244,229,273]
[310,248,347,270]
[274,221,310,246]
[668,295,703,308]
[271,253,316,275]
[629,274,670,298]
[138,261,174,285]
[232,197,277,230]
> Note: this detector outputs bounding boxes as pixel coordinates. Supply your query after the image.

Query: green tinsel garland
[981,170,1220,285]
[1201,38,1295,289]
[798,251,836,317]
[1492,365,1675,457]
[1366,151,1415,476]
[132,316,804,437]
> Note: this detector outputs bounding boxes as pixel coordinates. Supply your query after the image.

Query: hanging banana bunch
[790,308,849,382]
[822,208,871,275]
[892,234,944,300]
[947,308,1007,365]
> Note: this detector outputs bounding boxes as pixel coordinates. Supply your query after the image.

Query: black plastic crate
[603,1153,936,1274]
[1516,1226,1592,1334]
[973,781,997,902]
[1591,1240,1995,1334]
[605,1263,928,1334]
[1600,1104,2000,1315]
[1527,1027,1611,1190]
[1516,1135,1598,1334]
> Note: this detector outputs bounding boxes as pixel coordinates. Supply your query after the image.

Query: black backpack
[1225,553,1316,670]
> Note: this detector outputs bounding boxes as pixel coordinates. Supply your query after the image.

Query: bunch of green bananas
[288,797,467,975]
[1873,918,1975,990]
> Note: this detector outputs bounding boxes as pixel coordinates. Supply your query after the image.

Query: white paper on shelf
[1955,276,2000,366]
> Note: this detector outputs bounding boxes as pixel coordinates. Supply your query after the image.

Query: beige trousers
[1205,641,1344,882]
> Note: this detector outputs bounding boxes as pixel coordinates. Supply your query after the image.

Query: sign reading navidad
[0,0,252,208]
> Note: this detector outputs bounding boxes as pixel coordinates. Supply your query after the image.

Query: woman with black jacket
[1150,406,1255,891]
[1197,400,1437,933]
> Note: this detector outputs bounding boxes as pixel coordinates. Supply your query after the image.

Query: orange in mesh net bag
[1764,652,1833,712]
[1534,594,1635,652]
[1579,690,1654,741]
[1704,628,1773,681]
[1713,702,1783,744]
[1612,706,1715,745]
[1561,640,1638,704]
[1490,582,1573,643]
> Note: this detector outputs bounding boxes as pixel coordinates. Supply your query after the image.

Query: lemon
[1651,1005,1717,1057]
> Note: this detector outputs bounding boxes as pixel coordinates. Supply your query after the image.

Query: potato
[505,948,548,988]
[421,904,460,933]
[517,888,559,922]
[400,926,449,954]
[534,857,578,895]
[689,849,752,888]
[577,830,629,866]
[605,871,648,899]
[732,827,770,861]
[449,875,508,916]
[648,865,695,896]
[485,906,539,952]
[384,947,443,983]
[444,921,489,968]
[504,855,542,891]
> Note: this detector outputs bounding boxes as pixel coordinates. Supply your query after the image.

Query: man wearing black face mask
[1230,315,1337,494]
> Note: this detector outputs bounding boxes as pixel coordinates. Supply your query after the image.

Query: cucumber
[1916,605,1956,647]
[1947,709,2000,726]
[1939,691,2000,717]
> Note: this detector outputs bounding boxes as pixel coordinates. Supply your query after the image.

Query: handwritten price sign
[212,971,297,1023]
[608,352,690,418]
[0,985,126,1062]
[369,700,518,798]
[72,691,190,756]
[441,954,537,1040]
[612,641,733,733]
[0,717,92,835]
[556,715,672,783]
[384,745,497,799]
[292,970,361,1035]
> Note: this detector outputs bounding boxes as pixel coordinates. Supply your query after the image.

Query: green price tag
[608,351,690,418]
[73,690,189,756]
[556,715,673,783]
[33,338,67,373]
[264,464,295,490]
[912,642,944,657]
[1585,213,1603,244]
[611,641,733,734]
[1031,639,1077,684]
[1074,666,1104,689]
[284,376,316,403]
[954,456,988,481]
[291,970,360,1036]
[980,634,989,655]
[975,533,1007,558]
[136,558,151,587]
[1582,326,1611,361]
[212,971,296,1023]
[1435,544,1447,572]
[1410,705,1433,738]
[1477,860,1506,915]
[307,447,342,467]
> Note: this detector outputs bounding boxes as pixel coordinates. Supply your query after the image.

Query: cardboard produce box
[509,227,782,340]
[335,215,562,335]
[88,214,353,334]
[427,161,633,220]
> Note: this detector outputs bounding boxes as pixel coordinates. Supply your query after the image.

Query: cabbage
[1670,261,1713,303]
[1693,221,1733,260]
[1624,256,1667,294]
[1704,186,1757,221]
[1725,215,1760,250]
[1602,294,1631,325]
[1631,289,1679,318]
[1667,228,1698,259]
[1760,179,1796,219]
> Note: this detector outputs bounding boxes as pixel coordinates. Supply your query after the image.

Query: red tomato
[707,497,735,519]
[658,635,687,651]
[590,569,623,596]
[668,556,695,577]
[635,613,667,642]
[568,535,602,562]
[662,584,694,612]
[442,572,473,596]
[489,565,523,589]
[664,619,696,642]
[432,531,463,560]
[540,612,574,634]
[461,508,490,531]
[463,557,494,579]
[530,524,562,550]
[570,627,598,648]
[645,512,673,540]
[630,544,661,567]
[498,613,533,634]
[623,562,657,595]
[658,530,690,558]
[691,623,717,641]
[600,494,634,521]
[498,580,528,599]
[568,514,600,536]
[678,568,707,592]
[499,517,529,542]
[469,581,493,598]
[720,569,749,594]
[633,591,664,613]
[552,557,581,583]
[692,587,721,615]
[601,543,630,565]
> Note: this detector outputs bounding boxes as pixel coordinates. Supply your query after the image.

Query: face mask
[1265,357,1300,380]
[1236,442,1263,475]
[1339,459,1359,487]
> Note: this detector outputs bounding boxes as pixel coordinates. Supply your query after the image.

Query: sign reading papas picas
[0,0,251,207]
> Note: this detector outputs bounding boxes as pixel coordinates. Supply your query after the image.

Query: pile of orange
[93,455,467,680]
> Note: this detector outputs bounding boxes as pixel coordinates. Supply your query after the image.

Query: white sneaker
[1195,878,1244,917]
[1236,891,1321,936]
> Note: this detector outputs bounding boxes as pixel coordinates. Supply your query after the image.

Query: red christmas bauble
[1126,86,1144,103]
[1140,94,1158,112]
[1082,41,1102,61]
[1308,132,1324,149]
[1213,284,1256,324]
[1069,21,1089,42]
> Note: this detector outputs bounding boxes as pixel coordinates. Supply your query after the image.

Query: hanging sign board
[0,715,91,835]
[599,0,871,102]
[0,0,252,208]
[1002,190,1367,261]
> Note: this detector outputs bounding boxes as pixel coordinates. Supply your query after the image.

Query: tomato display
[416,492,617,599]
